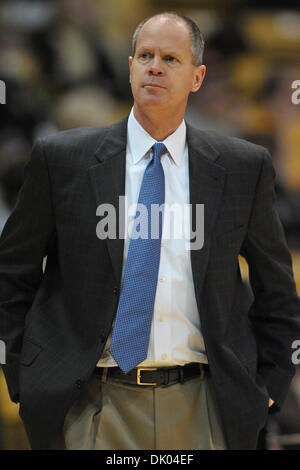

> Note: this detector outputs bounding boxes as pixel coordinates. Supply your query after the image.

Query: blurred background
[1,0,300,450]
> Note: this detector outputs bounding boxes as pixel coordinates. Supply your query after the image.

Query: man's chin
[137,96,168,110]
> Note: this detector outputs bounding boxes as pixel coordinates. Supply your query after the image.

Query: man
[1,12,300,450]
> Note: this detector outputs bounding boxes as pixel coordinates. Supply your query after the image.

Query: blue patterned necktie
[110,142,166,373]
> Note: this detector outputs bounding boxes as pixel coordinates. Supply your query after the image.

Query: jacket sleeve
[0,138,56,403]
[241,148,300,412]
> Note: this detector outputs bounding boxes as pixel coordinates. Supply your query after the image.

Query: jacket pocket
[215,223,245,239]
[20,337,43,366]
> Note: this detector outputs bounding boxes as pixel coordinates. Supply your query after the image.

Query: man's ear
[129,56,133,83]
[191,65,206,93]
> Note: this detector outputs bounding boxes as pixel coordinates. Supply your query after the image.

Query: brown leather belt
[94,362,208,387]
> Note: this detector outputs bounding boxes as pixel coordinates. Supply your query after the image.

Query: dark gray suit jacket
[1,115,300,449]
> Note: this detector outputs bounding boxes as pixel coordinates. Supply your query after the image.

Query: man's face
[129,16,206,117]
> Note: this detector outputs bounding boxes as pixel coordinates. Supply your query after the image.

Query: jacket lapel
[186,123,226,300]
[88,116,128,288]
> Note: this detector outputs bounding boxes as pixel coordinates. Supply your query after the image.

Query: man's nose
[148,56,164,75]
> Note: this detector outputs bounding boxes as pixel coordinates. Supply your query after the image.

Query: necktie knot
[152,142,166,160]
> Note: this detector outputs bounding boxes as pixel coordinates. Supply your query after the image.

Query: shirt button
[161,241,165,247]
[159,317,164,322]
[75,378,82,389]
[161,354,168,360]
[159,277,166,283]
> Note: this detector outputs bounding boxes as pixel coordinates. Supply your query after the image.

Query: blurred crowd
[0,0,300,450]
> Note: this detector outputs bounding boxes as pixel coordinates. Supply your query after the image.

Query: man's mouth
[144,84,165,88]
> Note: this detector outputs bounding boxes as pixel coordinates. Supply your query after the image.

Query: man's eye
[140,53,151,59]
[165,56,176,62]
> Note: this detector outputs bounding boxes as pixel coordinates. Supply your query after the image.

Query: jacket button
[75,378,82,389]
[113,287,118,296]
[100,334,106,343]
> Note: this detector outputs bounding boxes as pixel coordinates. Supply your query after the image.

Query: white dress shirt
[97,108,207,367]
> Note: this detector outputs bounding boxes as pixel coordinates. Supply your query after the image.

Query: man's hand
[269,398,274,407]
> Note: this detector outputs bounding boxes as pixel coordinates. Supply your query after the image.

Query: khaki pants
[51,371,227,450]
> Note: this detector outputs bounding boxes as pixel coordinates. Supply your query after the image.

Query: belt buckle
[137,367,158,386]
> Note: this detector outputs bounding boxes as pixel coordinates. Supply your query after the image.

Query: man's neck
[133,106,184,141]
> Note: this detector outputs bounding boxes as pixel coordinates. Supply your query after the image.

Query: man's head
[129,12,206,124]
[132,12,205,67]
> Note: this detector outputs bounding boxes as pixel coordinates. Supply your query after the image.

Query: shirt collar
[127,107,186,166]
